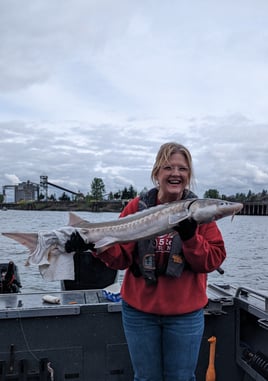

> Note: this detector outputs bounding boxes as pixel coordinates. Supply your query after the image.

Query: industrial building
[15,181,39,202]
[2,176,83,203]
[2,181,39,203]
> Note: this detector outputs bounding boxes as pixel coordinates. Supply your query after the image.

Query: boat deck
[0,284,267,381]
[0,283,237,316]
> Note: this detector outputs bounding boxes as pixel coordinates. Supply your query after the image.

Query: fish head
[189,199,243,223]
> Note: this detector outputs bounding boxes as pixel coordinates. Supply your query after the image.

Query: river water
[0,210,267,293]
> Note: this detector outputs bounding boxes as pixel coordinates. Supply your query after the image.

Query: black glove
[65,231,95,253]
[173,218,197,241]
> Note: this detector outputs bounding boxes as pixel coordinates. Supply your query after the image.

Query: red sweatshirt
[96,196,226,315]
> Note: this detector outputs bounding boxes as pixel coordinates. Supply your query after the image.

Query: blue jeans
[122,300,204,381]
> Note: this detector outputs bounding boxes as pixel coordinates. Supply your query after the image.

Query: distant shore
[0,200,127,213]
[2,200,268,215]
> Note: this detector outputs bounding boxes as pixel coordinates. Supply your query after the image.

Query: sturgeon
[2,198,243,281]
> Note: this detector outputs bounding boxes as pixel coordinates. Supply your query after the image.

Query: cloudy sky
[1,0,268,201]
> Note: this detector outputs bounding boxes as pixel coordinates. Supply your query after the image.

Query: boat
[0,257,267,381]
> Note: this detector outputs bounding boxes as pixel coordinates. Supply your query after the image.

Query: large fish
[2,198,243,281]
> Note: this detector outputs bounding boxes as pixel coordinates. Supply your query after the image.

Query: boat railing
[235,286,268,381]
[235,286,268,313]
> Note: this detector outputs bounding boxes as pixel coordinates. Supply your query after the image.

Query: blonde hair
[151,142,195,190]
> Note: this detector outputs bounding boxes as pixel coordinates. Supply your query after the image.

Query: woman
[66,142,226,381]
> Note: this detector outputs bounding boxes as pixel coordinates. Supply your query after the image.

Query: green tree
[113,191,121,199]
[90,177,105,200]
[58,192,70,201]
[108,192,114,200]
[261,189,268,199]
[121,185,137,199]
[128,185,137,199]
[121,187,129,199]
[235,193,247,202]
[203,189,221,199]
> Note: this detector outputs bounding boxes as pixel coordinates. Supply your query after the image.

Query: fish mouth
[217,203,243,221]
[231,204,243,220]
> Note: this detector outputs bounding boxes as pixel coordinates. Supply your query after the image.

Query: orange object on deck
[206,336,216,381]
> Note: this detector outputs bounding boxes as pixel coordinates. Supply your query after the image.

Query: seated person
[0,261,22,293]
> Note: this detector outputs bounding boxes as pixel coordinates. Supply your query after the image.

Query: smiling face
[151,142,193,203]
[156,153,190,203]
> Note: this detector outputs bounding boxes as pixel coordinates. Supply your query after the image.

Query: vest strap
[130,188,197,285]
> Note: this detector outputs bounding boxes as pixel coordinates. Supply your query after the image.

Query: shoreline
[0,200,126,213]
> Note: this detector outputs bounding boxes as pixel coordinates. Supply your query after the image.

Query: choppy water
[0,210,267,293]
[209,215,268,291]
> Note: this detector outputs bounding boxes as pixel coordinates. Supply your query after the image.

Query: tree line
[63,179,268,203]
[1,177,266,203]
[86,180,268,203]
[41,181,268,202]
[203,188,268,202]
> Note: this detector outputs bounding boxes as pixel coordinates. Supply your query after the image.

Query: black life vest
[130,188,197,286]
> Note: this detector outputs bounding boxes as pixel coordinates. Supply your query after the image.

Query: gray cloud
[1,117,267,200]
[0,1,268,200]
